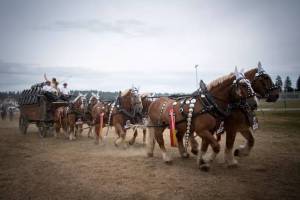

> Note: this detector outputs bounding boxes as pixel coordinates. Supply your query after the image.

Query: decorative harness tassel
[184,98,196,152]
[105,102,115,137]
[169,108,177,147]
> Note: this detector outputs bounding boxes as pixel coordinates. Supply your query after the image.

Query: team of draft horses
[51,62,280,171]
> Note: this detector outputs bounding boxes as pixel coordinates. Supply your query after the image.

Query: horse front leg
[54,122,60,138]
[142,128,146,145]
[128,128,138,145]
[190,135,199,155]
[234,128,255,157]
[114,123,128,149]
[176,131,189,158]
[224,129,238,167]
[69,124,75,140]
[196,130,220,171]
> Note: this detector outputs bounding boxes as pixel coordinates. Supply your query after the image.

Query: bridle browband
[234,77,256,99]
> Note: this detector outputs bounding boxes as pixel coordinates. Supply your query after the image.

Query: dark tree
[296,75,300,91]
[284,76,293,92]
[275,75,283,90]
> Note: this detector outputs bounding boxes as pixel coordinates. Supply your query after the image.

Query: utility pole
[195,64,199,88]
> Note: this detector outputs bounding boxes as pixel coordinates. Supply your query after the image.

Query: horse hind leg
[154,127,171,163]
[234,128,255,157]
[147,125,156,157]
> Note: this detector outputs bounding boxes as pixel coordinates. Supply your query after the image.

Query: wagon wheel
[38,122,49,138]
[19,115,28,135]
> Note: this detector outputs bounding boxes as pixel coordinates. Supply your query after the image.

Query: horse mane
[207,73,235,91]
[244,68,257,81]
[141,93,151,98]
[89,95,98,104]
[121,89,131,97]
[72,95,81,103]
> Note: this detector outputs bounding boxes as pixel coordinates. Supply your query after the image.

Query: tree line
[275,75,300,92]
[1,75,300,101]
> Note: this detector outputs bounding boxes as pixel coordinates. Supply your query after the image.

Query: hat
[63,83,68,86]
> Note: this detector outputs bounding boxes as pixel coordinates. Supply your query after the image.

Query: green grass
[258,99,300,109]
[256,110,300,135]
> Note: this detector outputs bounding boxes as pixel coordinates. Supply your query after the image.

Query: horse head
[120,87,143,115]
[251,61,280,102]
[72,93,87,112]
[89,92,100,106]
[231,66,258,109]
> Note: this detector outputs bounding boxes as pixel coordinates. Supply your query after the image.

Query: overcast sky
[0,0,299,92]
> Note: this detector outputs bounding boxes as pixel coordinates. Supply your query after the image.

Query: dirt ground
[0,114,300,200]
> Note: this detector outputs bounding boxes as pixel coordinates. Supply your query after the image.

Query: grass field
[258,99,300,109]
[257,110,300,136]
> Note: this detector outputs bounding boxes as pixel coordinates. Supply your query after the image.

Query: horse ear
[240,68,245,77]
[199,80,208,92]
[234,66,239,78]
[235,66,243,79]
[257,61,264,73]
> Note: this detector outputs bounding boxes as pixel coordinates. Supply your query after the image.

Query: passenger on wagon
[42,80,58,101]
[44,73,59,95]
[42,80,53,92]
[60,83,71,101]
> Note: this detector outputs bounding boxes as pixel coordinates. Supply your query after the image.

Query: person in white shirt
[42,81,52,92]
[42,81,58,101]
[60,83,70,95]
[60,83,71,101]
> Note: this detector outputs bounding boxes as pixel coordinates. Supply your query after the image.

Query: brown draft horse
[66,93,87,140]
[128,93,154,145]
[147,68,257,171]
[203,62,281,167]
[53,106,68,138]
[92,88,143,147]
[86,93,100,138]
[91,100,110,144]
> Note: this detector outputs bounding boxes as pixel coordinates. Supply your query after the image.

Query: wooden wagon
[19,90,68,137]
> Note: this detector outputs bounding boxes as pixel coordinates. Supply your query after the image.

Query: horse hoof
[199,163,210,172]
[128,141,134,146]
[234,149,240,156]
[227,163,238,168]
[147,152,154,157]
[164,160,173,165]
[191,149,198,155]
[182,152,190,159]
